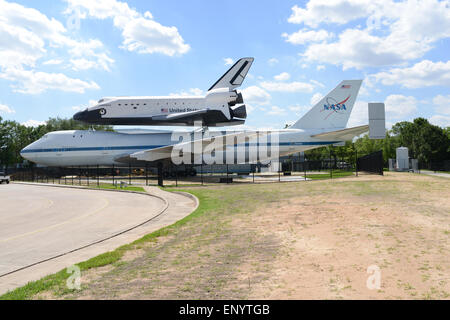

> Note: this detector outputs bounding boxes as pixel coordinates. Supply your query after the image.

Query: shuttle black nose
[73,110,87,121]
[73,108,103,124]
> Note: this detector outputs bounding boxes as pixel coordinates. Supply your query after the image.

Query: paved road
[0,183,197,295]
[420,170,450,179]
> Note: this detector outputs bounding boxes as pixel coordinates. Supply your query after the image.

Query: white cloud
[290,0,450,70]
[71,99,97,111]
[224,58,234,66]
[371,60,450,88]
[169,88,204,96]
[347,100,369,127]
[309,79,325,88]
[42,59,64,66]
[302,28,428,70]
[241,86,271,105]
[289,104,310,115]
[429,115,450,128]
[384,94,418,118]
[0,67,100,94]
[282,28,333,45]
[287,1,372,28]
[66,0,190,56]
[66,39,115,72]
[268,58,279,66]
[260,81,314,93]
[274,72,290,81]
[0,103,15,114]
[310,92,324,105]
[433,95,450,115]
[0,0,112,94]
[316,65,325,71]
[22,119,46,127]
[70,58,97,71]
[267,106,286,116]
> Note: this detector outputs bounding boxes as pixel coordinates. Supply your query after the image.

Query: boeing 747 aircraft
[22,80,369,167]
[73,58,253,127]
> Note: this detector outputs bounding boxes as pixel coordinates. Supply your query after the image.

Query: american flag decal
[161,108,168,113]
[341,85,351,89]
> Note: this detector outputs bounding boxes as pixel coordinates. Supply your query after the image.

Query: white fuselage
[74,88,246,126]
[20,129,342,167]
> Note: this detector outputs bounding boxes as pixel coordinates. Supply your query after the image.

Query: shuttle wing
[152,109,208,121]
[311,125,369,141]
[129,131,261,162]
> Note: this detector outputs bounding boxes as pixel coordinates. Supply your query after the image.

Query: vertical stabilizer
[291,80,362,129]
[208,58,254,91]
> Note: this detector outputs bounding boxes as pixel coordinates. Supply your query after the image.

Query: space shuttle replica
[73,58,254,127]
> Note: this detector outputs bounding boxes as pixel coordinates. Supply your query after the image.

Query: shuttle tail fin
[208,57,254,91]
[291,80,362,130]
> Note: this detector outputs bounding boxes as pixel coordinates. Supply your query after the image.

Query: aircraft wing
[311,125,369,141]
[151,109,242,126]
[129,131,261,162]
[152,109,208,121]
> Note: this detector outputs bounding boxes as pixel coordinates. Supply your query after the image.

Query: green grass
[306,170,355,180]
[92,183,146,193]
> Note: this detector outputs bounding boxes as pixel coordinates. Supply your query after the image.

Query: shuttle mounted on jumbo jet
[73,58,254,127]
[21,80,385,168]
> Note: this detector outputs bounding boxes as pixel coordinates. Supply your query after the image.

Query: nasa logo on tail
[322,96,350,119]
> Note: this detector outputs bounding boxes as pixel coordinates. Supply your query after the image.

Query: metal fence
[356,150,384,175]
[2,158,360,187]
[428,160,450,172]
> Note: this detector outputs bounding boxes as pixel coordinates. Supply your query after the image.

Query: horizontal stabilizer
[311,125,369,141]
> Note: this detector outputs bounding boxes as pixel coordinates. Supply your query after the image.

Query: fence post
[112,164,115,187]
[226,164,229,184]
[355,147,358,177]
[129,163,131,185]
[97,165,99,187]
[330,148,333,180]
[253,166,255,183]
[87,165,89,186]
[278,161,281,182]
[145,164,148,186]
[304,161,307,181]
[175,164,178,187]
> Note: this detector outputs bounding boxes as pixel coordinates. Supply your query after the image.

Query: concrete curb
[171,191,200,211]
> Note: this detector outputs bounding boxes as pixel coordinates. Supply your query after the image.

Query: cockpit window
[98,99,104,103]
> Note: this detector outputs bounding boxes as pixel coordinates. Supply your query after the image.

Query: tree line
[304,118,450,167]
[1,116,449,168]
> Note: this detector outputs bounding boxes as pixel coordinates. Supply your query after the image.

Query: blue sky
[0,0,449,129]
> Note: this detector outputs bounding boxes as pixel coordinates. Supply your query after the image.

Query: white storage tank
[396,147,409,171]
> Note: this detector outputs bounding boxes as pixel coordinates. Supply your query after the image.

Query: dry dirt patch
[44,172,448,300]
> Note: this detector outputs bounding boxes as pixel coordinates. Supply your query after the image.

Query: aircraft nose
[73,109,88,121]
[20,144,31,160]
[73,108,103,124]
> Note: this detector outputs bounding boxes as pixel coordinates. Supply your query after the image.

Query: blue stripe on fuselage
[21,141,340,154]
